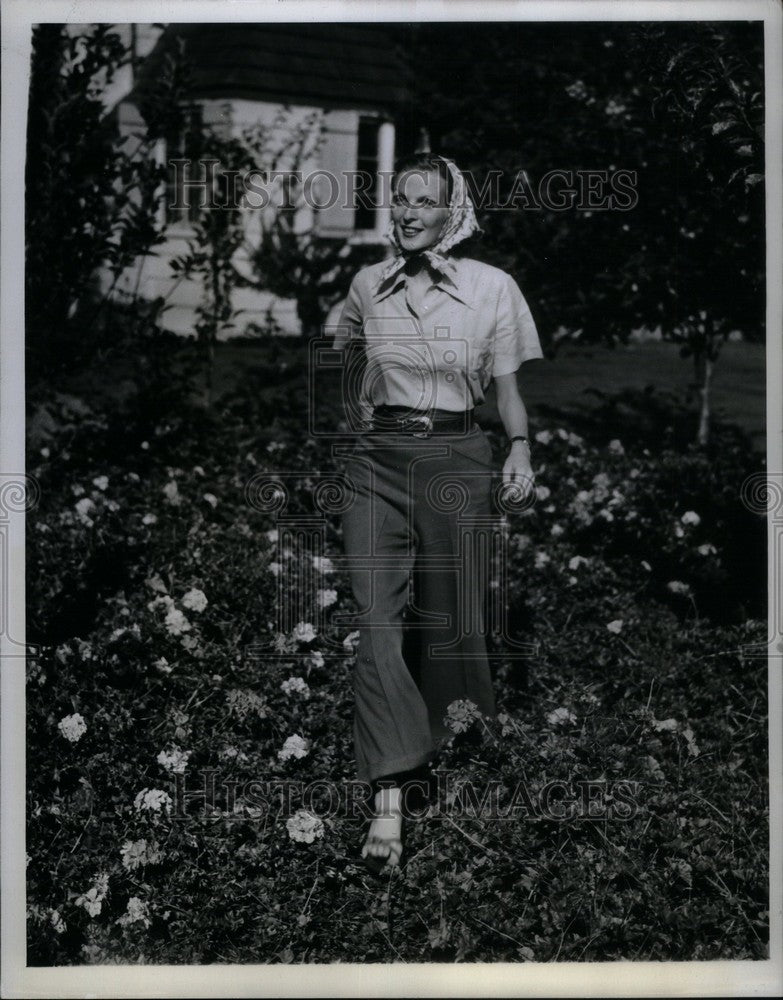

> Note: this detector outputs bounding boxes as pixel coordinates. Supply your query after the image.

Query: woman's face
[391,168,451,253]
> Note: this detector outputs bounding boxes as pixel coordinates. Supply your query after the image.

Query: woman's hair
[392,152,455,204]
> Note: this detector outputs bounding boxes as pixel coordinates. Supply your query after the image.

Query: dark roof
[131,23,410,115]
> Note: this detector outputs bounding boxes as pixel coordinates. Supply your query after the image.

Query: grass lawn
[209,337,766,453]
[505,339,766,454]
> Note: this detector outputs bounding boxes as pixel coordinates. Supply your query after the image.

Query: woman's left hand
[502,442,535,499]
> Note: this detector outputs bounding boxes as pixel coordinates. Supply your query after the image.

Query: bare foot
[362,786,403,872]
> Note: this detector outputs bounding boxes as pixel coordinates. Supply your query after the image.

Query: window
[354,116,381,232]
[165,105,204,227]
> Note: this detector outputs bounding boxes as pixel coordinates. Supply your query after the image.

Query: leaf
[711,120,735,135]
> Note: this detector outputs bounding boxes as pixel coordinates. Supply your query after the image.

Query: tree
[25,24,169,384]
[623,23,764,444]
[400,21,764,444]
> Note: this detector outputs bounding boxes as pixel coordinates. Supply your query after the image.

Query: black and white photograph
[2,0,781,995]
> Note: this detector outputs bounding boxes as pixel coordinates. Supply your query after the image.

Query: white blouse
[333,256,543,416]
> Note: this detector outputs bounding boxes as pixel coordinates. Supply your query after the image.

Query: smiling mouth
[400,226,423,237]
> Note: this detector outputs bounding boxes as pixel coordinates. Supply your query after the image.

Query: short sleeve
[331,274,365,350]
[492,274,543,377]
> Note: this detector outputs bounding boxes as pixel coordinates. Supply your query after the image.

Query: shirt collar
[371,258,475,310]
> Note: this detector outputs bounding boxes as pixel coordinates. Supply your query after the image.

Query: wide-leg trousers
[340,423,498,783]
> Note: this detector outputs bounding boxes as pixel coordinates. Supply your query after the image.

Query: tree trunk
[695,350,713,446]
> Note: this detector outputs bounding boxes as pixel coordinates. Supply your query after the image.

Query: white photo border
[2,1,781,996]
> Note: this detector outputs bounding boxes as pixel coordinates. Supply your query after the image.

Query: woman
[333,153,543,873]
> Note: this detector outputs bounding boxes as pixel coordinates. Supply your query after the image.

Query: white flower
[74,497,95,524]
[606,619,624,634]
[268,561,283,578]
[286,809,325,844]
[292,621,317,644]
[281,676,310,698]
[40,446,51,459]
[535,485,551,501]
[309,650,325,668]
[265,529,279,544]
[652,717,678,732]
[343,630,360,650]
[311,555,335,574]
[75,873,109,918]
[141,440,150,450]
[674,523,685,538]
[444,698,480,734]
[58,713,87,743]
[568,555,589,570]
[682,726,700,758]
[120,839,162,871]
[534,430,553,445]
[164,607,191,636]
[534,551,550,569]
[608,439,625,455]
[133,788,173,813]
[317,588,338,608]
[182,588,208,613]
[156,746,191,773]
[567,432,584,447]
[681,510,701,526]
[91,475,109,491]
[641,560,652,571]
[278,734,310,762]
[72,484,85,497]
[142,513,158,526]
[550,523,564,537]
[162,481,180,505]
[667,580,692,596]
[556,428,569,440]
[203,492,218,508]
[193,465,205,477]
[116,896,151,928]
[697,543,717,556]
[629,468,640,479]
[547,707,577,726]
[50,910,66,934]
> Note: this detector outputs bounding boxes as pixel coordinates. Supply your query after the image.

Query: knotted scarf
[374,157,482,292]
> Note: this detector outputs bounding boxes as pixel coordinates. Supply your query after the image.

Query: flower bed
[25,345,768,963]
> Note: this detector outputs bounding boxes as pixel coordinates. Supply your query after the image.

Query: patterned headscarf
[374,156,482,291]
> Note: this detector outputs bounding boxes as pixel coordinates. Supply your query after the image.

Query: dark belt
[369,405,474,437]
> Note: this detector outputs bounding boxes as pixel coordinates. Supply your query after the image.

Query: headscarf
[374,156,482,291]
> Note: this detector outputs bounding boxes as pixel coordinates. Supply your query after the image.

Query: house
[102,23,410,336]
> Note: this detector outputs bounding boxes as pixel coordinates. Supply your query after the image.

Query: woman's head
[391,153,455,253]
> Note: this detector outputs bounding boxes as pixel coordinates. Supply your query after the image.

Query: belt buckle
[402,414,433,438]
